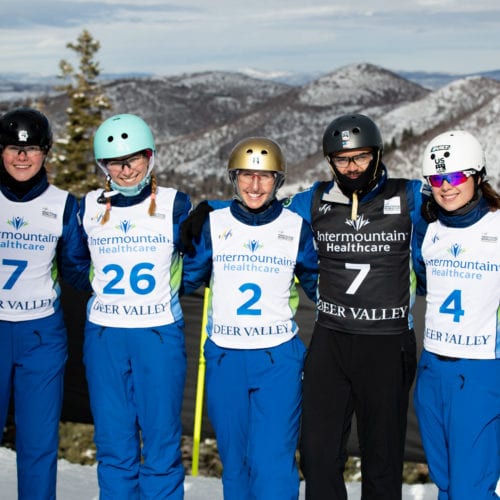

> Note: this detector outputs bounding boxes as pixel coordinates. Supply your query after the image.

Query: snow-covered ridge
[1,63,499,199]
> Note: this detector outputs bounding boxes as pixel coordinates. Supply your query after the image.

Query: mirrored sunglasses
[427,170,475,188]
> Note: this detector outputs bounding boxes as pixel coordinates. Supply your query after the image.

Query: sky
[0,447,441,499]
[1,0,500,79]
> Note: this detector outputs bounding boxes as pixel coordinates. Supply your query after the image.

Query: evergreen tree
[51,29,111,198]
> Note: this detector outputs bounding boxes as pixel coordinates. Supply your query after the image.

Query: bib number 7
[345,263,370,295]
[2,259,28,290]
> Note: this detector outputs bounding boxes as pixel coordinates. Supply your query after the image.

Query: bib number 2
[236,282,262,316]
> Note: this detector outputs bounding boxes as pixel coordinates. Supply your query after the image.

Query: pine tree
[51,30,111,198]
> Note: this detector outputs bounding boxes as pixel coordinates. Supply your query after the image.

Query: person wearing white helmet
[413,130,500,500]
[80,114,191,499]
[182,137,318,500]
[0,107,90,500]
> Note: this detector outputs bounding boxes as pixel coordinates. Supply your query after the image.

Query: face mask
[333,158,380,196]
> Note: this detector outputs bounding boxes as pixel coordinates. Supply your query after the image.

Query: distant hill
[1,62,499,200]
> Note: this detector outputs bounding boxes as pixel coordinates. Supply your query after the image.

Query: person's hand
[421,197,438,223]
[181,201,214,254]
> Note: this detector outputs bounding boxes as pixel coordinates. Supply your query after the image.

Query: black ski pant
[299,323,416,500]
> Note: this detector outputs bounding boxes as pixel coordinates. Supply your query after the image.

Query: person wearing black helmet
[284,114,426,500]
[0,107,90,499]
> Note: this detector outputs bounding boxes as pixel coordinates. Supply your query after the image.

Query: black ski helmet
[322,113,383,157]
[0,107,53,152]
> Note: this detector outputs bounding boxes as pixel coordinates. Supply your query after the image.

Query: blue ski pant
[414,349,500,500]
[0,313,67,500]
[204,336,306,500]
[83,320,187,500]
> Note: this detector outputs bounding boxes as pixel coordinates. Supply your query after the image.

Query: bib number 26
[103,262,156,295]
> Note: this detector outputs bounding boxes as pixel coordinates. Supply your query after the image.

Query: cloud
[0,1,198,29]
[0,0,499,76]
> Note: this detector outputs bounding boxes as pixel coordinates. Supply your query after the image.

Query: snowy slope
[0,447,440,500]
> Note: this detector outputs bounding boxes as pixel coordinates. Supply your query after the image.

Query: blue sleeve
[412,217,429,295]
[206,199,231,210]
[172,190,192,250]
[294,218,318,303]
[281,182,323,224]
[406,180,431,295]
[57,194,91,291]
[406,179,432,226]
[181,218,213,296]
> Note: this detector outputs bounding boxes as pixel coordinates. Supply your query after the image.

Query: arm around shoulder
[294,218,318,303]
[58,193,91,291]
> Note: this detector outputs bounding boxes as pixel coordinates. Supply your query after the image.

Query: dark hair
[481,180,500,210]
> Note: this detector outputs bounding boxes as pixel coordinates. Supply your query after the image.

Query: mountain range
[1,62,499,200]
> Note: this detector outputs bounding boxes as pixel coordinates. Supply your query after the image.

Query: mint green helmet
[94,114,155,160]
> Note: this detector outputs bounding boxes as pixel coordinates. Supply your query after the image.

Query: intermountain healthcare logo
[316,224,408,253]
[426,243,499,279]
[345,214,370,231]
[448,243,465,258]
[1,216,58,250]
[244,239,263,252]
[117,220,135,234]
[7,216,28,230]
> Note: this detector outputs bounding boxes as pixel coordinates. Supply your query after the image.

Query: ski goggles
[427,170,475,188]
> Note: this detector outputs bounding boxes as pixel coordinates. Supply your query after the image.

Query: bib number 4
[439,289,465,323]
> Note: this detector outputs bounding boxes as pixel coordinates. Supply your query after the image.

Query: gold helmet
[227,137,286,207]
[228,137,285,173]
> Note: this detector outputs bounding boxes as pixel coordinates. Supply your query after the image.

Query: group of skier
[0,105,498,500]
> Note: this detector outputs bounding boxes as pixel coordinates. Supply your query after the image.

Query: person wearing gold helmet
[182,137,318,500]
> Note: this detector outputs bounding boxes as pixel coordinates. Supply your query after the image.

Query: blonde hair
[100,173,158,225]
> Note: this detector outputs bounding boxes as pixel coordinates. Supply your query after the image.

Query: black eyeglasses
[105,153,147,171]
[4,145,44,157]
[331,152,373,169]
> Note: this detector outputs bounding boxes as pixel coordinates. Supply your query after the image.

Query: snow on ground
[0,446,440,499]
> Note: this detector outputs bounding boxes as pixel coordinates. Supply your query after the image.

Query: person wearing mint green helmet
[80,113,191,499]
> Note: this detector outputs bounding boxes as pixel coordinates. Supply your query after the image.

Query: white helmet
[422,130,486,177]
